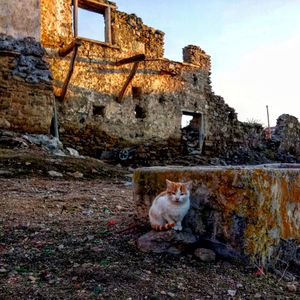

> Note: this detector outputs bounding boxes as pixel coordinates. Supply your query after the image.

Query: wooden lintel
[78,0,117,12]
[57,44,80,102]
[115,54,145,67]
[58,39,82,57]
[116,61,139,103]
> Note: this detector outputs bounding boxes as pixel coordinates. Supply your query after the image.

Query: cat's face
[166,179,192,203]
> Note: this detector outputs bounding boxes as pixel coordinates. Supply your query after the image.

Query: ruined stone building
[1,0,299,163]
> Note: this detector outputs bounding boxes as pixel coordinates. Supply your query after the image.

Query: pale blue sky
[81,0,300,126]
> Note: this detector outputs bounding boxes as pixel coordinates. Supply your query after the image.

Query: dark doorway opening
[181,111,205,154]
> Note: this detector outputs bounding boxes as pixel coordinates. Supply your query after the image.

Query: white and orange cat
[149,179,192,231]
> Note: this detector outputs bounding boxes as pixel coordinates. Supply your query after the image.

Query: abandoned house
[1,0,299,164]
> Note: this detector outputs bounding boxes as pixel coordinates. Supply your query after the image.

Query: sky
[112,0,300,127]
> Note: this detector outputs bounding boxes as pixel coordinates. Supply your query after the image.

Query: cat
[149,179,192,231]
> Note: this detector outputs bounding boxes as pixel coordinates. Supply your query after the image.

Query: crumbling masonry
[0,0,300,164]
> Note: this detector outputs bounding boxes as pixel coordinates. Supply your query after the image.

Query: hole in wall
[93,105,105,117]
[132,87,142,99]
[193,74,198,85]
[159,95,166,104]
[135,105,146,119]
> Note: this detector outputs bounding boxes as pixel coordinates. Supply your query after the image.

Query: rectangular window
[73,0,113,44]
[78,8,105,41]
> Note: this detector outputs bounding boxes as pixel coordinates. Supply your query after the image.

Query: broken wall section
[0,0,40,41]
[275,114,300,160]
[40,0,215,157]
[0,34,54,133]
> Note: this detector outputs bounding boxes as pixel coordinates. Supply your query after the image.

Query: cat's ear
[166,179,172,189]
[185,181,193,190]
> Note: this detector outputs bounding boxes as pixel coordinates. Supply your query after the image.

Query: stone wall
[275,114,300,159]
[183,45,211,72]
[0,34,54,133]
[40,0,247,158]
[37,1,198,153]
[2,0,299,164]
[133,165,300,266]
[0,0,40,41]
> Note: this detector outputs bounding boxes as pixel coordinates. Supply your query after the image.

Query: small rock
[68,171,83,178]
[254,293,261,298]
[194,248,216,262]
[137,230,197,254]
[286,283,297,292]
[0,268,8,273]
[28,275,37,283]
[87,235,94,241]
[57,244,64,251]
[167,292,176,298]
[48,170,63,177]
[0,118,11,129]
[82,208,94,216]
[0,170,12,176]
[66,147,80,157]
[227,289,236,297]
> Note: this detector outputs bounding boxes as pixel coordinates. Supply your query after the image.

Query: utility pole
[266,105,271,139]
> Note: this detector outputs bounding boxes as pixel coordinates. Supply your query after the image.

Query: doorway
[181,111,205,154]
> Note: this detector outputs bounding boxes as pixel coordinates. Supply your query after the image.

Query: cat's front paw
[173,225,182,231]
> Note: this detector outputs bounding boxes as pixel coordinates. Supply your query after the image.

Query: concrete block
[133,164,300,264]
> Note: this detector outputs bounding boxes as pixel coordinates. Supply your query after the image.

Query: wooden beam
[73,0,78,37]
[116,61,139,103]
[57,44,80,102]
[115,54,145,66]
[105,6,112,43]
[78,0,117,10]
[58,39,82,57]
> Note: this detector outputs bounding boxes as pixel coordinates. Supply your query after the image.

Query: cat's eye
[180,193,184,196]
[172,192,176,195]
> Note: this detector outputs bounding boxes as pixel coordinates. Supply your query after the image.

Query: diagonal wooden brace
[116,61,140,103]
[56,43,81,102]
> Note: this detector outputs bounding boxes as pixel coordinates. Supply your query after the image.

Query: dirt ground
[0,149,299,299]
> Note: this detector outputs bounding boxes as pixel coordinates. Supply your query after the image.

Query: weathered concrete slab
[133,164,300,264]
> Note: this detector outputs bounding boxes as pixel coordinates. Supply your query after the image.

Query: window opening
[135,105,146,119]
[78,8,105,42]
[73,0,113,43]
[93,105,105,116]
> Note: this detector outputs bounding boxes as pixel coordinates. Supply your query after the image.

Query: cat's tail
[151,223,175,231]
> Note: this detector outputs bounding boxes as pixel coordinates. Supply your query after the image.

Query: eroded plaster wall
[0,0,40,41]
